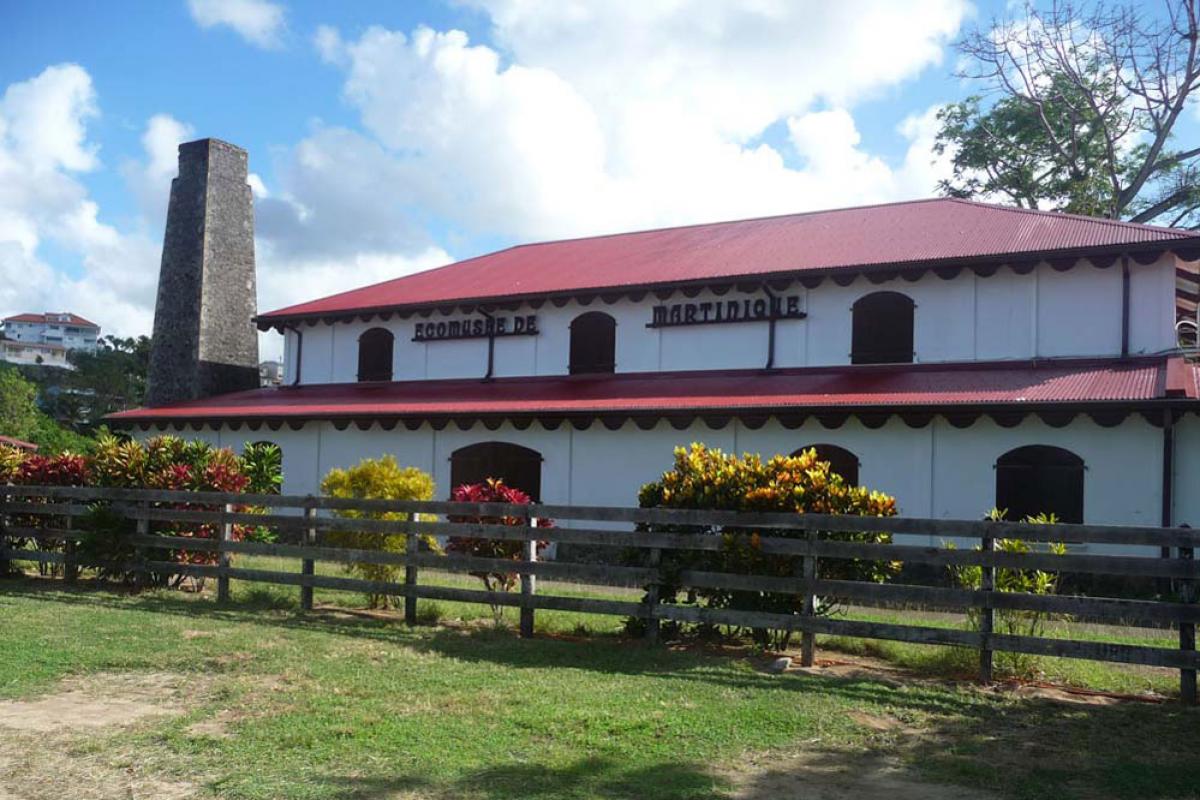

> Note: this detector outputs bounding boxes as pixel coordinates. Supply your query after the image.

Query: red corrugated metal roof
[260,198,1198,321]
[0,435,38,451]
[3,312,99,328]
[108,357,1199,423]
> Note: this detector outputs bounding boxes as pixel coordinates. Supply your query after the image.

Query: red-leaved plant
[445,479,553,622]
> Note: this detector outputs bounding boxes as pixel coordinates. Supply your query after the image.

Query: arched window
[792,444,860,486]
[357,327,394,382]
[851,291,915,365]
[569,311,616,375]
[450,442,543,501]
[995,445,1084,523]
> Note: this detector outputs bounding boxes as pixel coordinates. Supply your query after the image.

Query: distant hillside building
[0,339,72,369]
[259,360,283,387]
[2,312,100,354]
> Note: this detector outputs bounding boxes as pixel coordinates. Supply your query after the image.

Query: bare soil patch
[0,672,204,800]
[0,671,190,733]
[725,749,997,800]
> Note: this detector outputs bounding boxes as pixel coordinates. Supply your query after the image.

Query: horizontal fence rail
[1,485,1197,703]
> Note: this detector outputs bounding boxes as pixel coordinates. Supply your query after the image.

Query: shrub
[1,434,261,588]
[445,479,553,622]
[320,456,437,609]
[949,508,1066,676]
[241,441,283,494]
[636,443,899,649]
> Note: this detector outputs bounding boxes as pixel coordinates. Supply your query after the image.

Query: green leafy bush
[949,508,1067,676]
[636,443,899,649]
[2,434,264,588]
[320,456,437,608]
[241,441,283,494]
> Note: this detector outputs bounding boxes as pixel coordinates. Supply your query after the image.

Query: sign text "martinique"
[413,314,539,342]
[648,295,805,329]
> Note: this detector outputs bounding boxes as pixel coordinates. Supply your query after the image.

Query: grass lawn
[0,564,1198,799]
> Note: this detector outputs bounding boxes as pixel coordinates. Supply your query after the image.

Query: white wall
[287,257,1179,384]
[141,408,1186,555]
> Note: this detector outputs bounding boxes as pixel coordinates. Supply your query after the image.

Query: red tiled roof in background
[260,198,1200,321]
[2,312,99,328]
[0,436,38,451]
[107,357,1200,424]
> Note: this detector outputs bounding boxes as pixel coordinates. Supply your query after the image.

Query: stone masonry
[146,138,259,406]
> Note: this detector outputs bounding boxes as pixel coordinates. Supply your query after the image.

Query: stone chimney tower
[146,138,259,406]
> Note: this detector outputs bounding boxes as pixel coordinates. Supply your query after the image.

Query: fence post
[404,521,419,626]
[216,503,232,603]
[133,500,149,591]
[520,517,538,638]
[979,532,996,685]
[799,528,817,667]
[63,513,77,585]
[645,547,663,643]
[1180,541,1196,705]
[0,490,10,577]
[301,502,317,611]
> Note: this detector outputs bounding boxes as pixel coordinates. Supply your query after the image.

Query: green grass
[1,564,1198,799]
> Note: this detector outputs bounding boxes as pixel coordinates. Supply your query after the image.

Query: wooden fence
[1,484,1198,704]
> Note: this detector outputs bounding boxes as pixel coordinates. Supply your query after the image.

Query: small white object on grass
[767,656,792,674]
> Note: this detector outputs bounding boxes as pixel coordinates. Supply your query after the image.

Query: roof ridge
[944,197,1191,237]
[502,197,954,251]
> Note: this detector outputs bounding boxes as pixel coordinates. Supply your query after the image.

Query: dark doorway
[851,291,915,364]
[450,442,543,500]
[792,444,860,486]
[995,445,1084,523]
[357,327,394,382]
[569,311,617,374]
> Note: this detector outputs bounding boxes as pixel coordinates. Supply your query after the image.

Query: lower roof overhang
[108,356,1200,433]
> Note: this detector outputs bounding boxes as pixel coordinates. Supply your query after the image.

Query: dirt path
[0,672,200,800]
[726,748,998,800]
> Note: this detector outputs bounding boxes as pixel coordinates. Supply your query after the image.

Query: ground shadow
[314,757,721,800]
[5,578,1198,800]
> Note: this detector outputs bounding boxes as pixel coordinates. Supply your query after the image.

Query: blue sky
[6,0,1172,356]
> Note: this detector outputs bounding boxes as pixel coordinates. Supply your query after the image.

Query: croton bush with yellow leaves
[635,443,899,649]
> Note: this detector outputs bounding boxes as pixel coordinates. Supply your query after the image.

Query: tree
[0,366,39,442]
[0,365,94,454]
[936,0,1200,228]
[63,335,151,422]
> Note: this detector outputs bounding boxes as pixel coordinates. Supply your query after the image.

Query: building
[111,197,1200,552]
[2,312,100,354]
[0,339,72,369]
[259,360,283,387]
[0,436,37,452]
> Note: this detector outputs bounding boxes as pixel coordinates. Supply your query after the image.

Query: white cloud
[312,1,967,241]
[0,65,160,338]
[121,113,194,229]
[187,0,285,49]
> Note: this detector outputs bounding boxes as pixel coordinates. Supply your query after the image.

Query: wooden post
[300,504,317,611]
[0,491,7,578]
[645,547,663,643]
[133,500,149,591]
[216,503,233,603]
[799,528,817,667]
[1180,542,1196,705]
[520,517,538,638]
[979,533,996,685]
[404,523,418,625]
[63,514,77,585]
[0,490,10,578]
